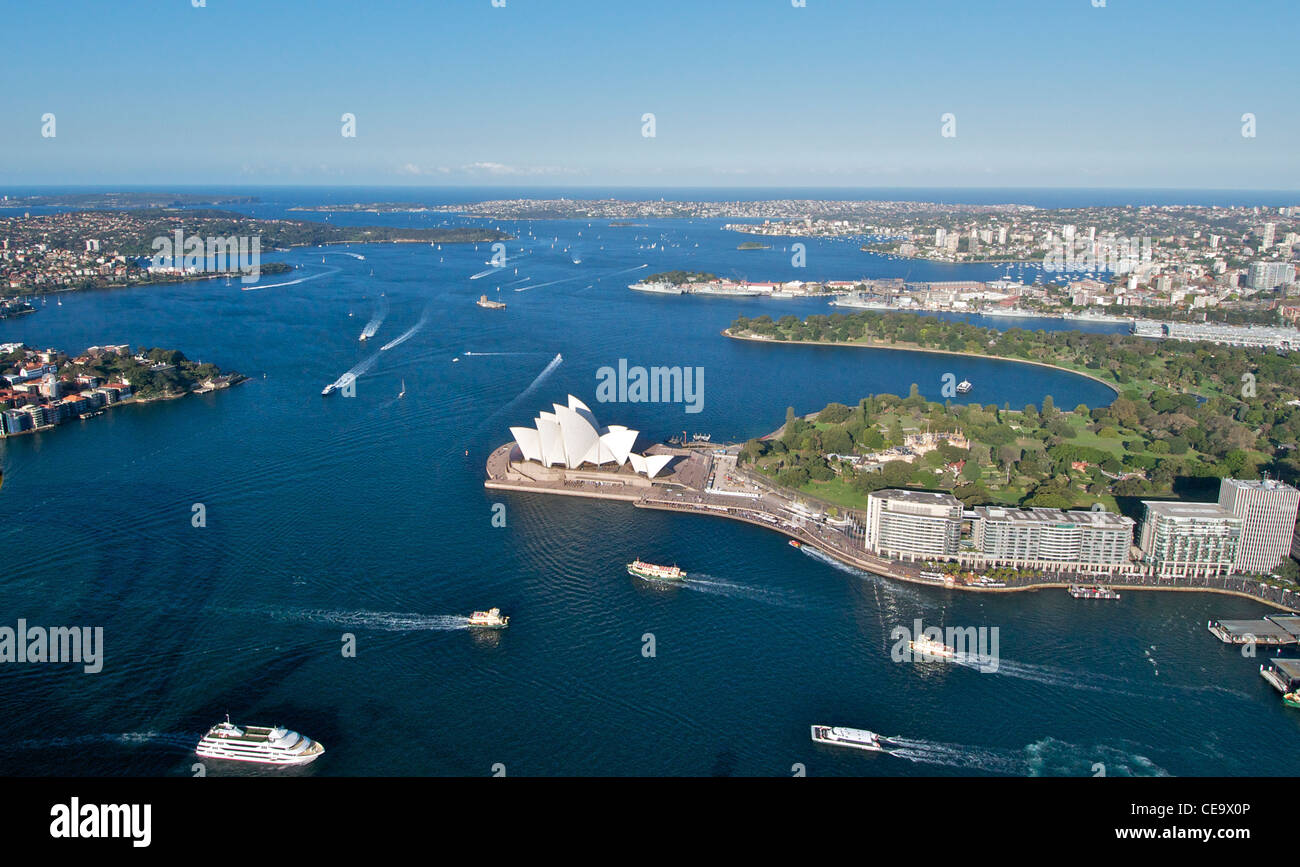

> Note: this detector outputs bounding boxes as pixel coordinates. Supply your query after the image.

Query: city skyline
[2,0,1298,188]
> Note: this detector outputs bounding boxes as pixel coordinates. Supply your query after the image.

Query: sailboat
[397,379,406,399]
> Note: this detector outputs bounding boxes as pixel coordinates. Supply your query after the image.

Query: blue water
[1,188,1296,777]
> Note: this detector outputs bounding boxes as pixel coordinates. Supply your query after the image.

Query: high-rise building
[865,489,962,560]
[970,507,1134,571]
[1261,222,1276,250]
[1138,501,1241,578]
[1247,261,1296,291]
[1217,478,1300,575]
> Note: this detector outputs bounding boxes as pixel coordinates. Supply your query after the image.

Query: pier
[1207,618,1300,646]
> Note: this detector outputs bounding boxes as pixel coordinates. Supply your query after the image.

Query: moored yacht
[195,716,325,766]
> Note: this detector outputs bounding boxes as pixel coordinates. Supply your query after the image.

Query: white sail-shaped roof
[510,426,543,463]
[507,395,670,479]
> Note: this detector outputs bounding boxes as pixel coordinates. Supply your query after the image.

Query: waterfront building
[1138,501,1241,578]
[1131,319,1300,349]
[865,489,962,560]
[1217,478,1300,575]
[969,506,1134,572]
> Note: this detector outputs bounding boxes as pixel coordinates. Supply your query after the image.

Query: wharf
[1207,618,1300,646]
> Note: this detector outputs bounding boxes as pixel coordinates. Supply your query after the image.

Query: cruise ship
[909,634,956,660]
[627,559,686,581]
[467,607,509,629]
[810,725,884,752]
[195,717,325,766]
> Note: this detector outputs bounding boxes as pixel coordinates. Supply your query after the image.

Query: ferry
[467,607,509,629]
[195,716,325,766]
[909,634,956,660]
[627,559,686,581]
[1068,584,1121,600]
[955,379,973,394]
[1284,691,1300,709]
[810,725,884,753]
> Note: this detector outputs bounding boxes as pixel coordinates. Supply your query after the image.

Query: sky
[0,0,1296,189]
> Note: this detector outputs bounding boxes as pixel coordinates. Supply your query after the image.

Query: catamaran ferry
[195,717,325,766]
[627,559,686,581]
[810,725,884,752]
[1069,584,1121,600]
[909,634,956,660]
[467,607,509,629]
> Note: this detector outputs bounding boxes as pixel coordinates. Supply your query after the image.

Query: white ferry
[810,725,884,752]
[955,379,973,394]
[195,717,325,766]
[467,607,509,629]
[909,634,956,660]
[627,559,686,581]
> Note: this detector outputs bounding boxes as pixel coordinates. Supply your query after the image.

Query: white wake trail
[380,306,432,351]
[242,265,341,291]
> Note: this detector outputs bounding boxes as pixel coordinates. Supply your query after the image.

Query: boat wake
[678,574,806,608]
[360,295,389,340]
[798,546,928,602]
[5,731,200,753]
[242,265,340,291]
[882,736,1039,776]
[513,352,563,401]
[380,305,432,351]
[325,352,381,392]
[267,609,471,632]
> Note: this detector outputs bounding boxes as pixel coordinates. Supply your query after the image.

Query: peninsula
[0,343,245,438]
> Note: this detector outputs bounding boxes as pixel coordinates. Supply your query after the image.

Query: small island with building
[0,342,244,438]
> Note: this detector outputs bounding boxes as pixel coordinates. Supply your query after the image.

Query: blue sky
[1,0,1296,188]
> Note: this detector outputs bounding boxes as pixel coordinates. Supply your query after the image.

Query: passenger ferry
[195,716,325,766]
[909,634,956,660]
[627,559,686,581]
[1069,584,1121,600]
[810,725,884,752]
[467,607,509,629]
[955,379,973,394]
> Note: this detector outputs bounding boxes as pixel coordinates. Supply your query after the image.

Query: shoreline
[722,329,1122,396]
[484,446,1298,613]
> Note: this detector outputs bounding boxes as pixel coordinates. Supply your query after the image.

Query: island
[0,343,245,438]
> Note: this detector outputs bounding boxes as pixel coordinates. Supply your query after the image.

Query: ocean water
[0,188,1296,777]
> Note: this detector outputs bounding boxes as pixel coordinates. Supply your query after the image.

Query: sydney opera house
[509,395,674,479]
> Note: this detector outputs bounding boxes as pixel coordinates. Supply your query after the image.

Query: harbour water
[0,187,1296,777]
